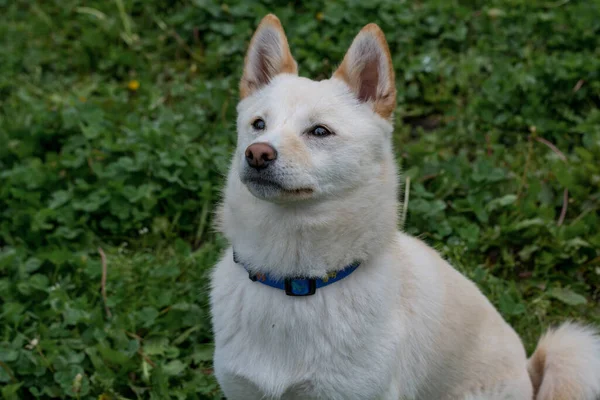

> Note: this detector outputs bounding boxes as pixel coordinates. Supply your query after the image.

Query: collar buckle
[284,278,317,296]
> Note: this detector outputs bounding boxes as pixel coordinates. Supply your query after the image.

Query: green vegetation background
[1,0,599,398]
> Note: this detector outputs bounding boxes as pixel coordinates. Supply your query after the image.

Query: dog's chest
[211,255,408,399]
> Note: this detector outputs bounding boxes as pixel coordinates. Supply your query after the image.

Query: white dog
[210,14,600,400]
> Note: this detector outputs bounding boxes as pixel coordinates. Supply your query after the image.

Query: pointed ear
[239,14,298,99]
[333,24,396,120]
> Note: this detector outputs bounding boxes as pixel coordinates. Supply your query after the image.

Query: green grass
[1,0,599,398]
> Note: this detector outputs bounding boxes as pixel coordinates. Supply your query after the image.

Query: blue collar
[233,252,361,296]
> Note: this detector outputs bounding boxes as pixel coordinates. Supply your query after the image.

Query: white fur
[528,323,600,400]
[210,17,600,400]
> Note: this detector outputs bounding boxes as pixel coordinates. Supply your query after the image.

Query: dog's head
[234,14,396,203]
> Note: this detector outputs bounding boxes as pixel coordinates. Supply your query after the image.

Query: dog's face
[235,15,396,203]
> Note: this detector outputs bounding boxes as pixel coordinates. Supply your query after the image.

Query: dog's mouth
[245,177,314,197]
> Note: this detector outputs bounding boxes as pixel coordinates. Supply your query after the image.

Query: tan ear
[333,24,396,120]
[239,14,298,99]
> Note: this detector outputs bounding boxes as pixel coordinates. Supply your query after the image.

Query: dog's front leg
[459,377,533,400]
[216,372,266,400]
[378,380,402,400]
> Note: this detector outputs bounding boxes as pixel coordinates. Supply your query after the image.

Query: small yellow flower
[128,80,140,91]
[79,96,87,103]
[316,12,324,21]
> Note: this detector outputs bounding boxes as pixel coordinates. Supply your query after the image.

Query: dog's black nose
[245,142,277,170]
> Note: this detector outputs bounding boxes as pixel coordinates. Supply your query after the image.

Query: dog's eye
[309,125,332,137]
[252,118,266,130]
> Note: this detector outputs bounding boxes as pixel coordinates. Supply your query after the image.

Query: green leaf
[48,190,72,209]
[163,360,186,376]
[23,257,42,273]
[0,248,17,270]
[144,337,169,356]
[548,288,588,306]
[136,307,159,328]
[0,346,18,362]
[1,383,23,400]
[97,345,131,365]
[172,326,201,346]
[486,194,517,212]
[498,293,526,316]
[63,304,90,326]
[511,218,545,231]
[191,343,214,363]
